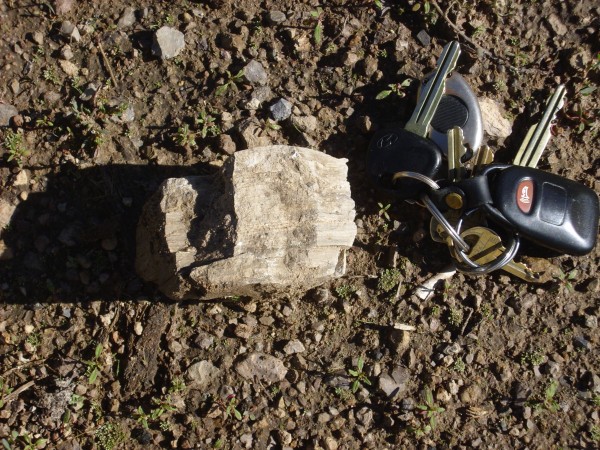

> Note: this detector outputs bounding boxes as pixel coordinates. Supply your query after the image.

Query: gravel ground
[0,1,599,449]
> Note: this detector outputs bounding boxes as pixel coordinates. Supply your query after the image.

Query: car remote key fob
[489,166,599,255]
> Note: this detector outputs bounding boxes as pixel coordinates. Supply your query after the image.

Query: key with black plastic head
[367,41,461,199]
[485,165,599,256]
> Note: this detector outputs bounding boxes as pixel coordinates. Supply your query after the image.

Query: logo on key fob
[377,133,399,149]
[517,179,534,213]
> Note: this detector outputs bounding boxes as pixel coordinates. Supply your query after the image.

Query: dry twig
[96,39,119,89]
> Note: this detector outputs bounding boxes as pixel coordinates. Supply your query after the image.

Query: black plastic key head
[491,166,599,255]
[367,127,443,199]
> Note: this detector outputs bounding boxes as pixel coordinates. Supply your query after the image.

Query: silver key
[447,126,466,181]
[513,85,566,168]
[405,41,461,137]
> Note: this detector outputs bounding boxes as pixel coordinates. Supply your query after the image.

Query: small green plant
[264,119,281,131]
[0,378,14,408]
[520,348,545,367]
[2,430,46,450]
[429,305,441,317]
[175,123,197,149]
[348,356,372,393]
[552,269,578,293]
[42,66,60,85]
[412,1,438,25]
[215,69,244,96]
[376,79,411,100]
[591,425,600,443]
[412,388,445,437]
[35,116,54,128]
[83,343,103,384]
[448,307,463,327]
[69,393,84,410]
[95,422,125,450]
[26,332,41,349]
[169,377,186,394]
[471,25,486,38]
[377,202,391,221]
[223,395,243,421]
[335,284,356,300]
[310,7,324,46]
[493,80,507,93]
[592,394,600,407]
[3,130,29,167]
[135,394,177,429]
[378,268,401,293]
[452,358,466,373]
[196,110,221,138]
[528,380,560,413]
[334,386,354,402]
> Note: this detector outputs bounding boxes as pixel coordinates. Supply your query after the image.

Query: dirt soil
[0,0,599,449]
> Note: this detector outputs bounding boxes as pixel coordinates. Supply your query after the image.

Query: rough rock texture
[235,353,287,383]
[136,145,356,300]
[0,103,18,127]
[479,97,512,139]
[152,26,185,60]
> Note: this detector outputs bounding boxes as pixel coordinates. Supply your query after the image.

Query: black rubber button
[431,95,469,132]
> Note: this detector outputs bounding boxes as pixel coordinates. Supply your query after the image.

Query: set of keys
[367,41,599,282]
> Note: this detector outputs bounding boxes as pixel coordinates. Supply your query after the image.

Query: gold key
[452,226,541,283]
[471,144,494,175]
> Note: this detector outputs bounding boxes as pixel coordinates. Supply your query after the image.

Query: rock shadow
[1,162,213,304]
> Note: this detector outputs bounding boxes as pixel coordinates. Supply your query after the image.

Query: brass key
[453,226,541,282]
[513,85,566,168]
[471,144,494,175]
[447,126,466,182]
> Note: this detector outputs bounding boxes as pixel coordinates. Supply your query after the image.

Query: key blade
[501,261,542,283]
[459,227,542,283]
[513,85,566,168]
[447,127,465,181]
[405,41,461,137]
[472,144,494,175]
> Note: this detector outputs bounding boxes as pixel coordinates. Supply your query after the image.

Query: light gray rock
[0,104,18,127]
[267,11,287,25]
[32,31,44,46]
[291,115,318,133]
[60,45,74,60]
[136,146,356,300]
[270,98,292,121]
[283,339,306,355]
[117,7,136,29]
[185,360,220,389]
[244,60,268,86]
[0,198,16,230]
[378,367,409,400]
[416,30,431,47]
[59,21,81,42]
[479,98,512,139]
[235,352,287,383]
[152,26,185,60]
[547,13,568,36]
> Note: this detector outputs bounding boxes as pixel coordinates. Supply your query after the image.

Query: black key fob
[367,127,443,200]
[421,72,483,160]
[490,166,599,255]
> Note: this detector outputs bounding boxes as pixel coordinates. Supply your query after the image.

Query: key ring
[392,171,470,253]
[453,209,520,274]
